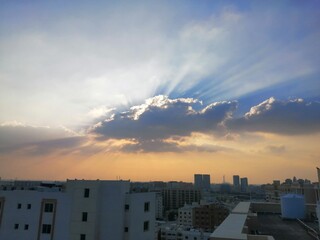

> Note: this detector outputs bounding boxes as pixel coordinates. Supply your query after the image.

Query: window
[80,234,86,240]
[144,202,150,212]
[42,224,51,234]
[143,221,149,231]
[27,204,31,209]
[14,223,19,229]
[17,203,21,209]
[125,204,129,211]
[24,224,29,230]
[44,203,54,212]
[82,212,88,222]
[124,227,129,232]
[84,188,90,198]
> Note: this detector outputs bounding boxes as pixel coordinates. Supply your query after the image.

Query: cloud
[227,98,320,135]
[0,123,88,155]
[265,145,286,154]
[118,138,232,153]
[91,95,237,141]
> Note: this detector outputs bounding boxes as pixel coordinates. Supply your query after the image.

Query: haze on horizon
[0,0,319,184]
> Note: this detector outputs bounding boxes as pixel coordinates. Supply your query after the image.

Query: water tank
[281,194,305,219]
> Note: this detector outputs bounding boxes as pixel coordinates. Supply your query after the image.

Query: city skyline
[0,1,320,183]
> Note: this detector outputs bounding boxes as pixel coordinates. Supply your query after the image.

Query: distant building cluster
[263,177,319,204]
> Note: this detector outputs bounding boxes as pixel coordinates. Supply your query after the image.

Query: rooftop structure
[210,201,317,240]
[210,213,248,240]
[231,202,251,215]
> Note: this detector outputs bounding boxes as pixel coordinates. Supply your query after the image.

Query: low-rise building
[159,223,211,240]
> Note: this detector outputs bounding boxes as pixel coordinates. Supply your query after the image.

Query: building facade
[162,188,201,210]
[194,174,211,191]
[233,175,240,192]
[193,203,229,231]
[0,180,156,240]
[240,177,248,193]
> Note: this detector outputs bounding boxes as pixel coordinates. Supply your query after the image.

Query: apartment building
[0,180,155,240]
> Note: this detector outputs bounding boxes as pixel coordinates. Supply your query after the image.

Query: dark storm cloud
[91,95,237,141]
[226,98,320,135]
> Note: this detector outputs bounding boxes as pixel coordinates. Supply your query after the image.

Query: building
[155,192,164,219]
[233,175,240,192]
[194,174,203,189]
[240,178,248,193]
[162,188,201,210]
[317,202,320,230]
[194,174,211,191]
[0,188,70,240]
[159,222,211,240]
[193,203,229,231]
[210,201,318,240]
[0,180,156,240]
[178,203,198,228]
[263,180,319,204]
[202,175,211,191]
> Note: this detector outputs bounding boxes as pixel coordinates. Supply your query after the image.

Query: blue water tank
[281,194,305,219]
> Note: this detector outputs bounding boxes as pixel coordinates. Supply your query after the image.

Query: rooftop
[256,214,315,240]
[210,213,247,240]
[232,201,251,214]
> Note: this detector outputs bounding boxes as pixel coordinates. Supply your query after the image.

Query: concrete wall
[0,190,70,240]
[125,192,156,240]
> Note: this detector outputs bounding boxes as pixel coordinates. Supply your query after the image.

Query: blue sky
[0,0,319,182]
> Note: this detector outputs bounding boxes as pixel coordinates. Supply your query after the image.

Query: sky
[0,0,319,184]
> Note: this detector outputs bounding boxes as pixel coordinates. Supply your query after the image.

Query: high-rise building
[202,174,211,191]
[194,174,203,189]
[240,177,248,193]
[194,174,211,191]
[233,175,240,192]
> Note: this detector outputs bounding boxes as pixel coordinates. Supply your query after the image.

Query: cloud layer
[227,97,320,135]
[1,96,320,154]
[91,95,237,141]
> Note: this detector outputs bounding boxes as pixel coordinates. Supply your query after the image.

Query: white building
[178,203,198,227]
[0,180,156,240]
[0,189,70,240]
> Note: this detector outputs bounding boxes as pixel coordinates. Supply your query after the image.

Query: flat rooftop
[231,201,251,214]
[210,213,247,240]
[256,214,314,240]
